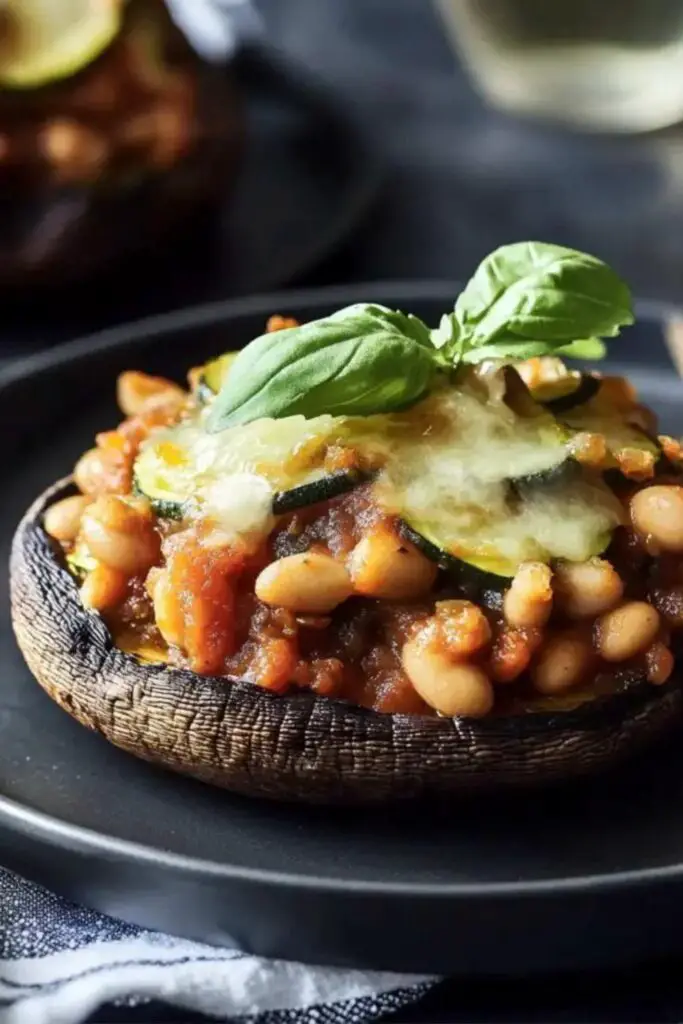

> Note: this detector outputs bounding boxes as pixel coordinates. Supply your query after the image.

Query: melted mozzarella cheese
[135,379,623,570]
[202,474,275,549]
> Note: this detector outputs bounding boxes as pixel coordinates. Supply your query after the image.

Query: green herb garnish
[438,241,633,364]
[207,242,633,433]
[207,305,437,431]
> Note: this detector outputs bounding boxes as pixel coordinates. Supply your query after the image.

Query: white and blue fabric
[0,869,432,1024]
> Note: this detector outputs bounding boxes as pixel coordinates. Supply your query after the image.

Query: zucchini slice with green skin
[399,519,510,600]
[398,467,620,583]
[510,458,580,495]
[195,352,238,404]
[400,519,512,584]
[65,544,98,579]
[540,375,601,414]
[134,402,372,522]
[135,470,365,521]
[134,443,366,522]
[132,474,188,521]
[272,471,368,515]
[374,372,621,580]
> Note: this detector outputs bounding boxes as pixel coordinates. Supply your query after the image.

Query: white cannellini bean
[80,563,129,612]
[80,496,159,575]
[531,634,593,695]
[596,601,661,662]
[503,562,553,629]
[44,495,92,543]
[553,558,624,619]
[630,486,683,552]
[73,447,119,496]
[255,552,353,614]
[402,636,494,718]
[348,527,437,600]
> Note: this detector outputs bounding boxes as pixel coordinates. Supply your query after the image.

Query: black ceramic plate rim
[0,281,679,387]
[5,280,683,900]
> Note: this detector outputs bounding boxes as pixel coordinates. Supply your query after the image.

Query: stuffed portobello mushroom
[11,243,683,803]
[0,0,243,287]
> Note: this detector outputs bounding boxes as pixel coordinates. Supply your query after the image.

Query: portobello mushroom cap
[11,478,683,805]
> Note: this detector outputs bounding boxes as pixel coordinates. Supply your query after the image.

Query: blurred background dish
[0,0,245,288]
[0,0,380,343]
[0,40,380,349]
[250,2,683,318]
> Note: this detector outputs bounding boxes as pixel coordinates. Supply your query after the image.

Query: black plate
[0,47,381,351]
[3,283,683,977]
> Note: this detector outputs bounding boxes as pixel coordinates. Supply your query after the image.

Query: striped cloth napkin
[0,869,433,1024]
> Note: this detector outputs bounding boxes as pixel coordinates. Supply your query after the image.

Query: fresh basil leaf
[461,335,610,364]
[349,305,432,348]
[460,339,561,363]
[430,313,457,350]
[429,315,467,370]
[454,242,634,359]
[555,337,607,360]
[207,304,438,432]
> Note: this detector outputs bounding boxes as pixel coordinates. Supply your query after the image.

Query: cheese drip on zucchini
[133,378,624,570]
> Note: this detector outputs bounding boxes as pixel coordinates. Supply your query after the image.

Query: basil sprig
[438,241,634,364]
[208,242,634,432]
[208,305,437,432]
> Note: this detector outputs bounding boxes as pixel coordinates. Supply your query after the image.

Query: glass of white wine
[434,0,683,132]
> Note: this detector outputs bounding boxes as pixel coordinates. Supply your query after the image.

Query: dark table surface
[11,1,683,1020]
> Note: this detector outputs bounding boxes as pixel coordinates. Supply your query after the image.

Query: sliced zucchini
[135,461,364,522]
[399,520,511,591]
[370,378,615,575]
[134,372,627,574]
[66,544,98,579]
[396,471,621,579]
[0,0,122,89]
[133,440,196,521]
[537,374,601,414]
[273,471,367,515]
[134,417,366,525]
[132,457,189,521]
[132,479,188,520]
[511,458,580,495]
[194,353,238,404]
